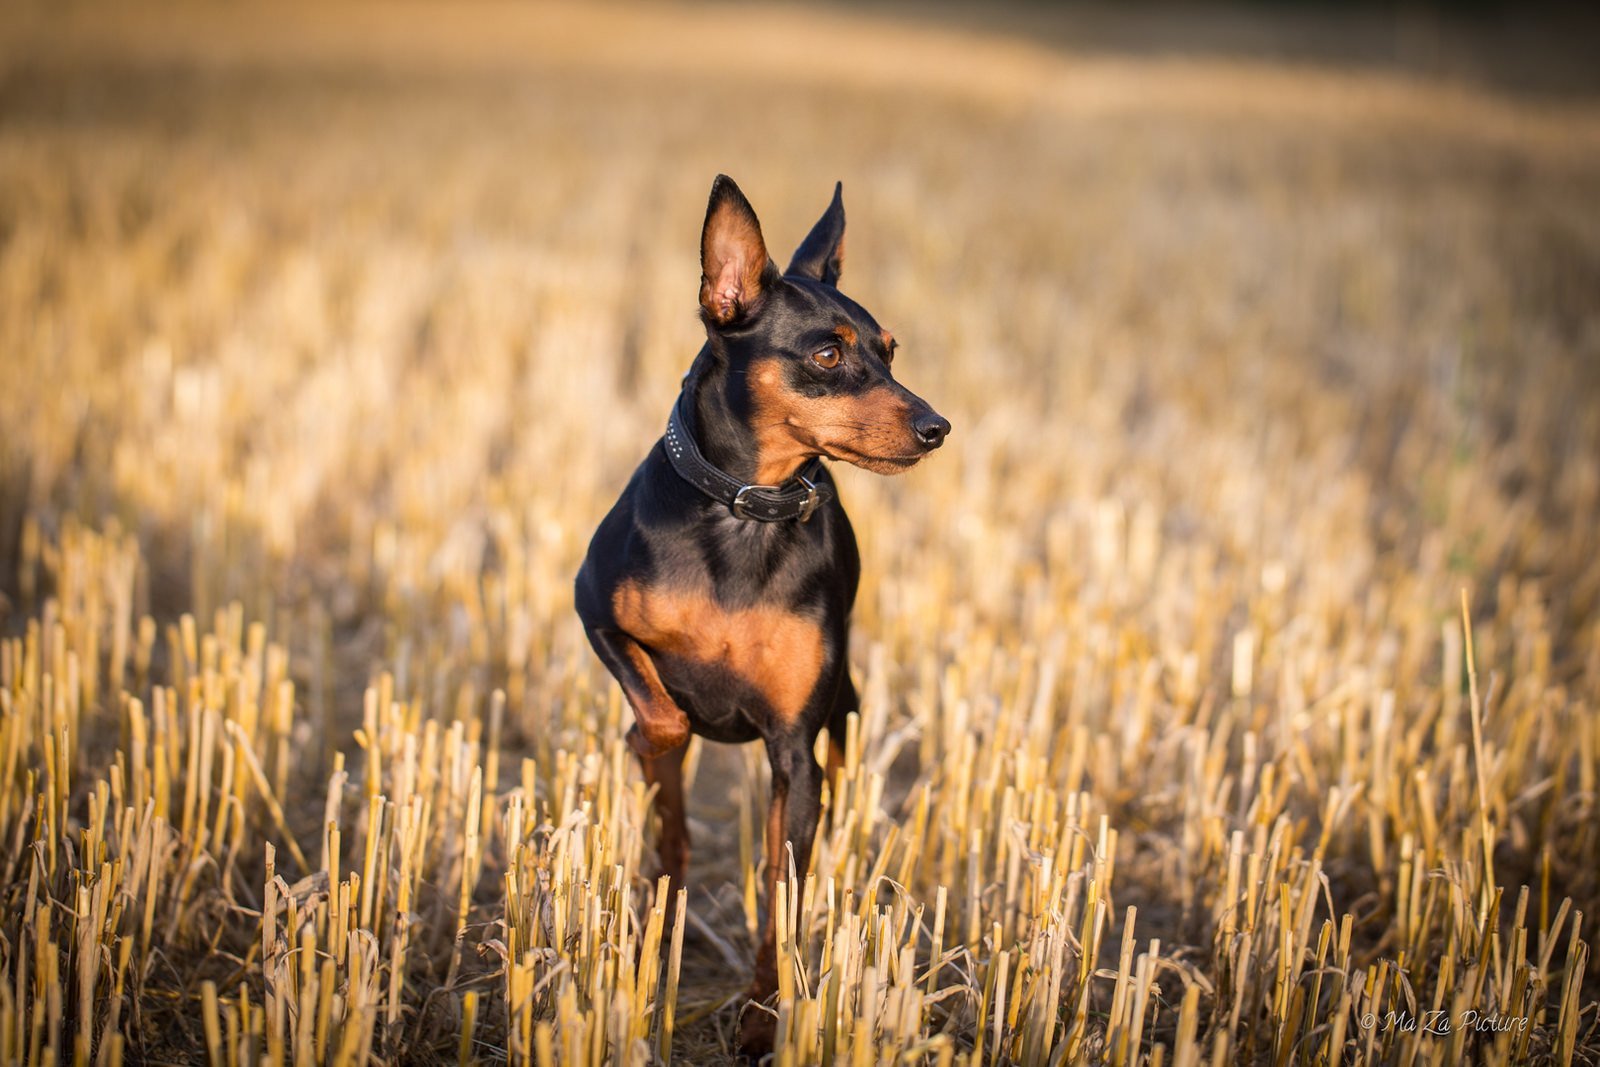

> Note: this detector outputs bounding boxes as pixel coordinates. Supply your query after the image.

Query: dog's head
[696,175,949,482]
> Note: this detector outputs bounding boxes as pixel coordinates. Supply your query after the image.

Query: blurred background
[5,0,1598,638]
[1,2,1598,1063]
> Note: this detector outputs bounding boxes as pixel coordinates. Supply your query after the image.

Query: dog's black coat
[574,175,947,1057]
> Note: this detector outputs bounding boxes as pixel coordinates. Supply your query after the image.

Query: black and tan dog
[574,175,949,1056]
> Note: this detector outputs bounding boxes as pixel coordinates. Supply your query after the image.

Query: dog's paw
[736,1003,776,1064]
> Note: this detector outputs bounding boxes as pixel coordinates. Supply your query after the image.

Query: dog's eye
[883,340,898,366]
[812,345,842,369]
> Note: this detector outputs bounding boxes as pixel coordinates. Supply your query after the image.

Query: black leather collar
[663,392,832,522]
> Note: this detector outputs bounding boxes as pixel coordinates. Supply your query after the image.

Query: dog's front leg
[741,737,823,1057]
[583,625,692,900]
[640,742,689,895]
[583,626,692,758]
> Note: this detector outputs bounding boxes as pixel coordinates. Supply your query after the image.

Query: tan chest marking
[612,580,825,723]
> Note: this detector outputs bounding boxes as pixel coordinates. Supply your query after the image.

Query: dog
[574,175,949,1057]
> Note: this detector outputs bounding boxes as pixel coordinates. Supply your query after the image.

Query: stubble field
[1,3,1599,1063]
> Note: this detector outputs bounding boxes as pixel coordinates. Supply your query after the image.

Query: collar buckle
[731,483,779,521]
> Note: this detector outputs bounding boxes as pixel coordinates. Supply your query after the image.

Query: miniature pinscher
[574,175,949,1058]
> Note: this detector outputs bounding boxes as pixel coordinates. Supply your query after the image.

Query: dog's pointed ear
[786,181,845,286]
[700,175,775,326]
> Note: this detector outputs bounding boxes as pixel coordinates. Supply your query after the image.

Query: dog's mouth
[826,446,925,474]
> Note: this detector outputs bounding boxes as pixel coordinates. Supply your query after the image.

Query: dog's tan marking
[836,324,857,347]
[612,580,824,723]
[748,361,821,483]
[748,358,919,480]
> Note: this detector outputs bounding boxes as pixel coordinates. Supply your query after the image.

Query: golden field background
[1,2,1599,1063]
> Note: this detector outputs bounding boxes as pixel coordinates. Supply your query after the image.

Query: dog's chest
[612,578,827,725]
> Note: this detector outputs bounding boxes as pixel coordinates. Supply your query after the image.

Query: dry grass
[2,2,1599,1063]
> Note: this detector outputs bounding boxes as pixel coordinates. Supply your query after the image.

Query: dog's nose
[913,411,951,450]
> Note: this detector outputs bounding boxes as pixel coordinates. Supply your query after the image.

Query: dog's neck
[684,347,808,487]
